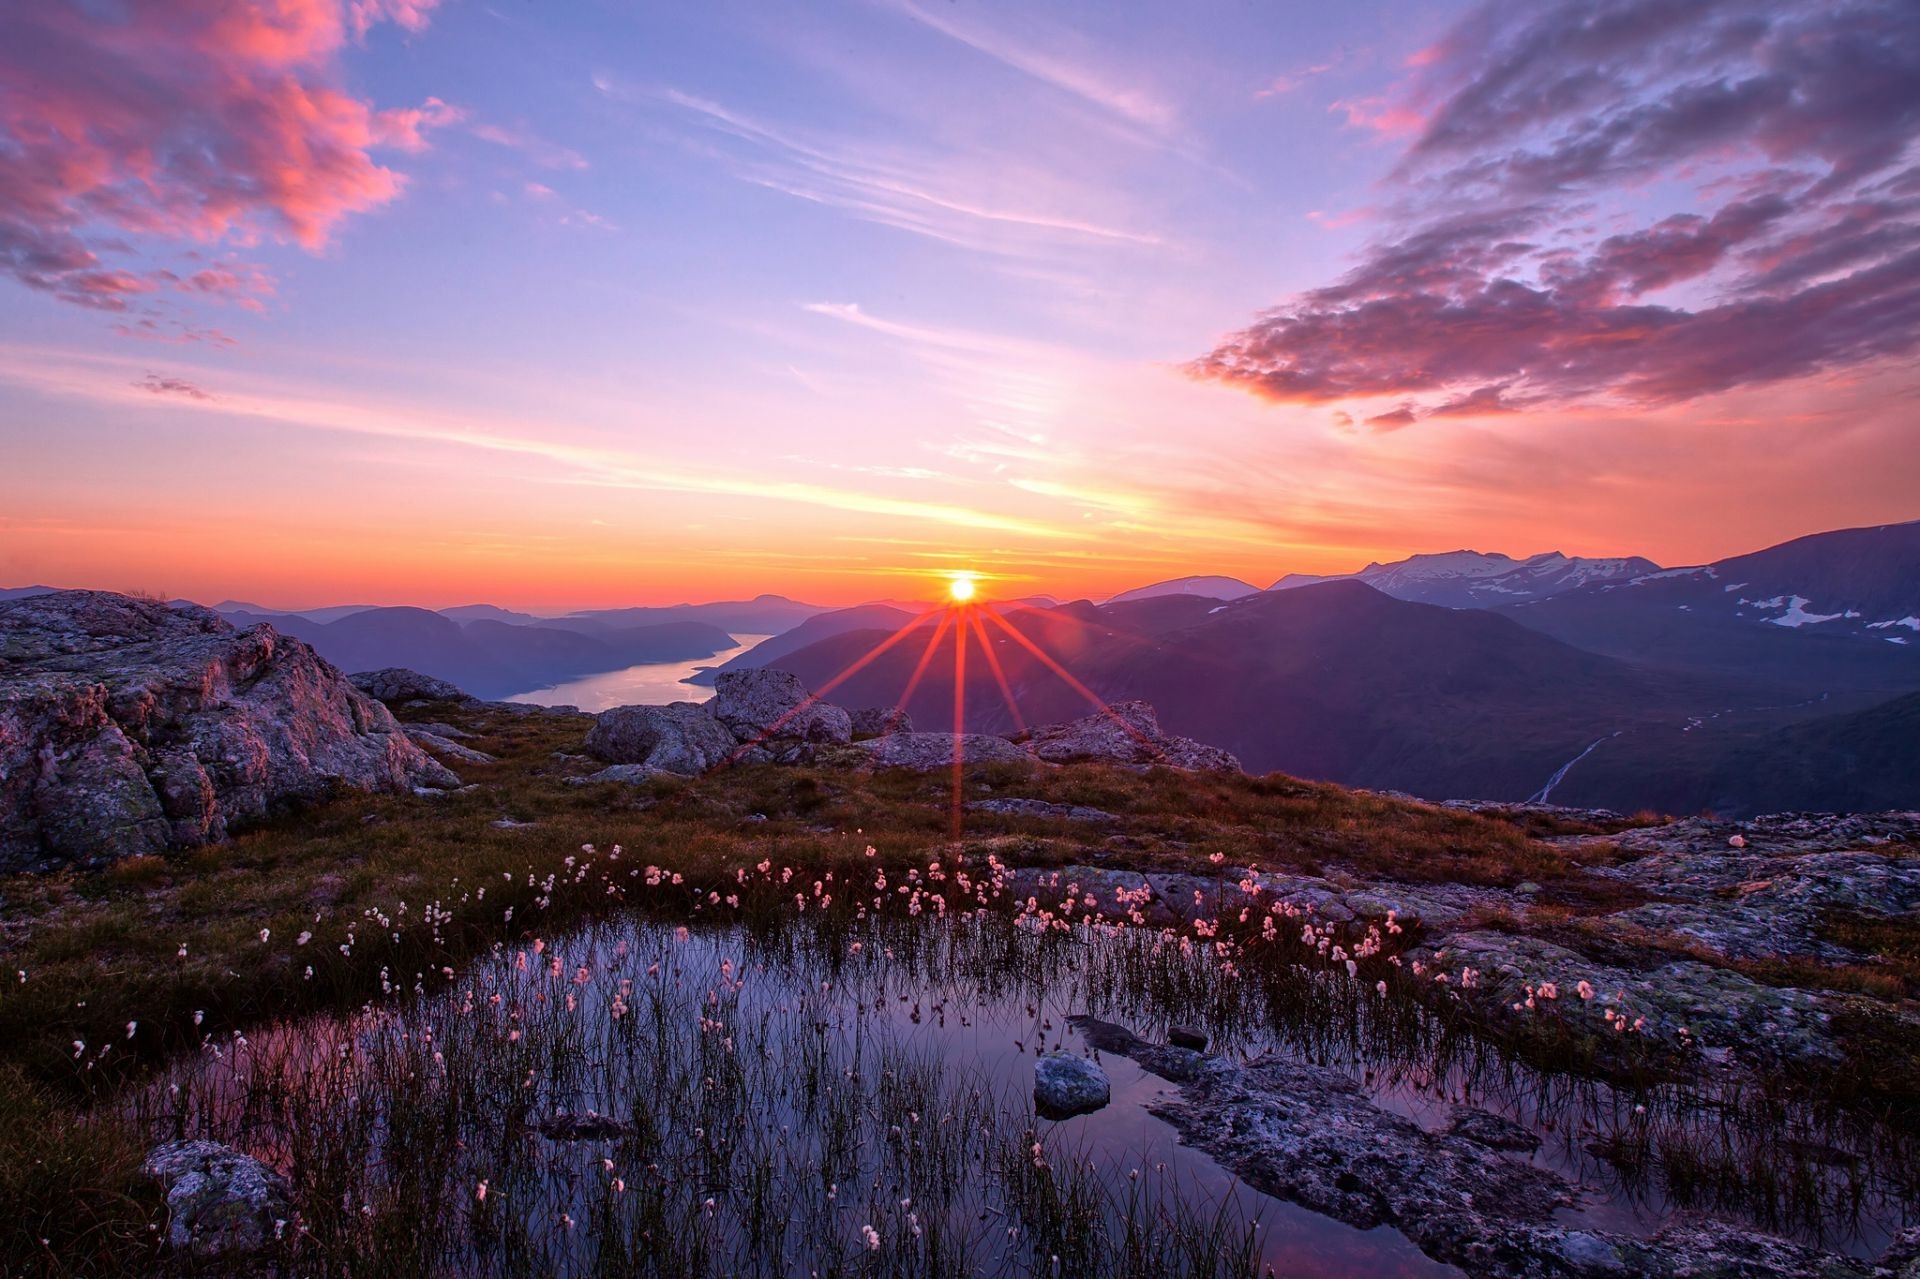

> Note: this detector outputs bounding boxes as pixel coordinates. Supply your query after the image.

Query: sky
[1,0,1917,610]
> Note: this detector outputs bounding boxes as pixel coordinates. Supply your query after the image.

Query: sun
[946,573,977,603]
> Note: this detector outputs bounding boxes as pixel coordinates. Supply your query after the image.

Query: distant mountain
[439,604,545,625]
[1271,551,1659,608]
[1502,519,1920,692]
[1107,575,1260,604]
[212,600,383,624]
[684,604,918,686]
[765,585,1765,805]
[0,586,61,602]
[225,606,736,699]
[564,594,828,634]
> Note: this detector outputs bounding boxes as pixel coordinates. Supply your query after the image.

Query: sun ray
[982,607,1168,763]
[716,605,946,766]
[968,607,1026,733]
[950,602,970,839]
[896,610,956,713]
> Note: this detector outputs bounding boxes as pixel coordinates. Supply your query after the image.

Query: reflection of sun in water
[947,573,977,603]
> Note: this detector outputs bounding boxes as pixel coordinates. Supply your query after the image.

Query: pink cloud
[1195,0,1920,419]
[0,1,452,315]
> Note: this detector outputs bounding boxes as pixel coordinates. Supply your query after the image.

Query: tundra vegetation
[1,698,1915,1277]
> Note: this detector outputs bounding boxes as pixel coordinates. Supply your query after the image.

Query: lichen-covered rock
[583,702,738,775]
[142,1139,290,1258]
[348,667,473,704]
[1034,1052,1110,1117]
[967,797,1115,823]
[404,727,495,764]
[0,592,455,872]
[711,669,851,744]
[1023,700,1240,772]
[848,706,913,738]
[859,731,1031,771]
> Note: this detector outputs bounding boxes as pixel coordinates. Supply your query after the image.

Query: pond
[502,635,777,711]
[136,859,1912,1277]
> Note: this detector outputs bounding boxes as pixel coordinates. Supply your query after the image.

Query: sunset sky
[2,0,1916,609]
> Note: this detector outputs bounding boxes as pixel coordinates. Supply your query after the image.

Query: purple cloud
[136,373,213,400]
[1193,0,1920,420]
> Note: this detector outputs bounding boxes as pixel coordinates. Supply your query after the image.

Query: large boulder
[583,702,738,775]
[1034,1053,1111,1118]
[860,731,1031,771]
[710,669,851,744]
[0,592,456,872]
[849,706,913,738]
[1024,700,1240,772]
[142,1139,291,1257]
[348,667,473,704]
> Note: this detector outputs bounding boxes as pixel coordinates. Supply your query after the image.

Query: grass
[1,697,1913,1276]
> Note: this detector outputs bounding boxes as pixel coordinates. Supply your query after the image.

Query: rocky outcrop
[348,667,473,704]
[849,706,913,738]
[711,669,851,745]
[859,731,1031,771]
[1023,700,1240,772]
[0,592,455,872]
[967,797,1116,823]
[142,1139,290,1258]
[1081,1026,1881,1279]
[583,702,739,775]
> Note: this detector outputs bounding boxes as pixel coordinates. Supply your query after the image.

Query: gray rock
[1446,1106,1541,1152]
[0,592,456,872]
[1167,1025,1208,1051]
[583,702,738,775]
[535,1112,636,1140]
[967,797,1116,823]
[711,669,851,745]
[404,727,495,764]
[1024,700,1240,772]
[1034,1052,1110,1117]
[849,706,913,738]
[142,1139,290,1257]
[1124,1045,1874,1279]
[348,667,473,703]
[860,731,1031,771]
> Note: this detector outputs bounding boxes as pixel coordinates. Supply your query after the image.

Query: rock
[1167,1025,1208,1052]
[490,818,535,830]
[1024,700,1240,772]
[849,706,913,738]
[347,667,473,703]
[404,727,495,764]
[967,797,1116,823]
[0,592,456,872]
[583,702,739,775]
[578,764,665,785]
[408,720,475,739]
[142,1139,290,1257]
[1410,929,1880,1069]
[1034,1052,1110,1118]
[860,732,1031,771]
[710,669,851,745]
[1446,1106,1541,1152]
[1729,834,1748,848]
[1123,1047,1875,1279]
[535,1112,637,1140]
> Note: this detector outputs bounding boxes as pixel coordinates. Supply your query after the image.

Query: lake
[502,634,777,711]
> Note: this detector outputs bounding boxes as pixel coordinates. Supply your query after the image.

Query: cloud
[0,1,453,316]
[1192,0,1920,418]
[471,121,589,171]
[136,373,212,400]
[884,0,1175,137]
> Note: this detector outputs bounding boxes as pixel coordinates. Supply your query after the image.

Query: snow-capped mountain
[1501,519,1920,690]
[1269,551,1659,609]
[1107,575,1261,604]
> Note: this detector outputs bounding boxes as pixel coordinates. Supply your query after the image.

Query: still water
[503,635,776,711]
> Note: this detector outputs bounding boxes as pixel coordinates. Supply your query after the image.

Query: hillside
[764,583,1763,805]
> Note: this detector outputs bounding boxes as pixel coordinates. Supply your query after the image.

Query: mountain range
[7,517,1915,813]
